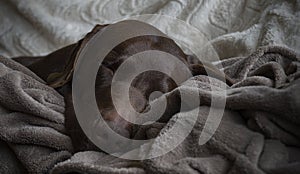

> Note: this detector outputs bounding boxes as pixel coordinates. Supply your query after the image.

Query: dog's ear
[13,24,109,89]
[12,43,77,82]
[46,24,109,88]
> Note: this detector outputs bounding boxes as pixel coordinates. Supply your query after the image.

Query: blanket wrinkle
[0,45,299,174]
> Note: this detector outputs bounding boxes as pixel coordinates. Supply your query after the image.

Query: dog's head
[14,23,231,152]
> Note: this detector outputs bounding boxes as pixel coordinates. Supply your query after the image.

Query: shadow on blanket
[0,24,299,174]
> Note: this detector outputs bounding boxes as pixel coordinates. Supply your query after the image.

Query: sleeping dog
[13,24,232,152]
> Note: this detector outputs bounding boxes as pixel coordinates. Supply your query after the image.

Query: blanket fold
[0,45,299,174]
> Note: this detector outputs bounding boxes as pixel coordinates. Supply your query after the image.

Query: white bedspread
[0,0,299,58]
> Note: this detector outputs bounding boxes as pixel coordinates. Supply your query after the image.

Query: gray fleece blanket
[0,46,300,174]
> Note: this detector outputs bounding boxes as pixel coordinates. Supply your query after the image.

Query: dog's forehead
[101,35,188,70]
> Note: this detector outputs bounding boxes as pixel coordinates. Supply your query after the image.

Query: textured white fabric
[0,0,299,58]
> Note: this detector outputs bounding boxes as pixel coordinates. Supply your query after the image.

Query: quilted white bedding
[0,0,299,58]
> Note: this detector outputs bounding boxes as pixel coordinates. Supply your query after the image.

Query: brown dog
[13,24,232,152]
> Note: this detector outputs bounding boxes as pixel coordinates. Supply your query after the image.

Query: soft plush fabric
[0,1,299,173]
[0,45,299,174]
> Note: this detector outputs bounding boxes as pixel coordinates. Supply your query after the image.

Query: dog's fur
[64,35,188,151]
[13,25,232,152]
